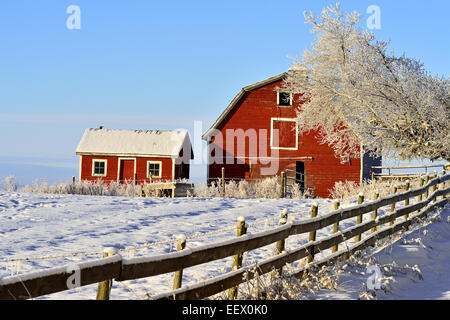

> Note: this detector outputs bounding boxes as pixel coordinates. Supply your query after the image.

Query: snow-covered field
[315,205,450,300]
[0,190,448,300]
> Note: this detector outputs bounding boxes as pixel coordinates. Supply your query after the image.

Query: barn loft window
[92,159,107,177]
[147,161,162,178]
[270,118,298,150]
[277,92,292,107]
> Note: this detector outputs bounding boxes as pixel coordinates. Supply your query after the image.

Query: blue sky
[0,0,449,185]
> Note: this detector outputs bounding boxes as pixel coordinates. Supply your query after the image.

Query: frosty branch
[283,3,449,163]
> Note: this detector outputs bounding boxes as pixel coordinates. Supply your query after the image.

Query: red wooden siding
[206,78,373,198]
[80,155,176,183]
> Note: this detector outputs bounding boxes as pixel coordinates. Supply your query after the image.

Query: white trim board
[270,118,298,151]
[147,160,163,179]
[91,159,108,177]
[276,91,293,107]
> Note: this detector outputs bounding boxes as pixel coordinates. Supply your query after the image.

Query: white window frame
[147,161,162,178]
[277,91,293,107]
[270,118,298,150]
[92,159,107,177]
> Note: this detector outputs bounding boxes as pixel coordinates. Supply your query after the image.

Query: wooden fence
[1,174,449,300]
[371,164,448,180]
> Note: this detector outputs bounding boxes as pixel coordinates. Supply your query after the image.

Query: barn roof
[202,72,287,140]
[76,128,193,159]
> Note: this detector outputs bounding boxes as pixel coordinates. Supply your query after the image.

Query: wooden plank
[229,216,247,299]
[332,201,340,253]
[294,196,449,278]
[372,164,446,170]
[118,224,292,281]
[149,187,448,295]
[96,248,119,300]
[120,182,448,282]
[151,196,449,300]
[0,255,122,300]
[151,243,313,300]
[173,235,186,290]
[1,177,448,300]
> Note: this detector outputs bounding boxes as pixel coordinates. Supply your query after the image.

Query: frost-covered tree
[283,3,449,163]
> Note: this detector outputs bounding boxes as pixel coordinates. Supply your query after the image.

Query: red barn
[76,128,193,184]
[202,73,381,198]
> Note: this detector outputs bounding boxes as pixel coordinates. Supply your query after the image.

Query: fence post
[173,235,187,290]
[424,175,430,199]
[355,193,364,242]
[332,200,340,253]
[222,167,226,197]
[404,180,410,221]
[229,216,247,300]
[441,170,446,200]
[276,209,288,275]
[307,202,318,263]
[96,247,118,300]
[72,176,76,194]
[432,172,438,203]
[280,171,286,198]
[389,186,397,226]
[371,192,379,233]
[417,177,424,213]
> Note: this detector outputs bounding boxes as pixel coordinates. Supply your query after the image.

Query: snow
[0,190,448,300]
[0,191,329,299]
[75,128,191,157]
[313,205,450,300]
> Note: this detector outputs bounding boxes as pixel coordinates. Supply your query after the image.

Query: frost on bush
[329,177,422,200]
[19,178,182,198]
[192,177,308,199]
[211,262,342,300]
[2,175,18,192]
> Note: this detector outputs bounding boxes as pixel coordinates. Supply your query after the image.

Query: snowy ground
[0,190,448,300]
[315,204,450,300]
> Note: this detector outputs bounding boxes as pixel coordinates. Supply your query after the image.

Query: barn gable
[202,73,287,141]
[202,73,381,198]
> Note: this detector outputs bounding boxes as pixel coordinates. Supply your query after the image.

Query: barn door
[119,159,135,183]
[295,161,305,193]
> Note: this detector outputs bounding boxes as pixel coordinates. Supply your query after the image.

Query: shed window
[147,161,162,178]
[277,92,292,106]
[92,160,107,177]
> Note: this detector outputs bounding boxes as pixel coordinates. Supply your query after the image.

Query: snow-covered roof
[76,128,192,158]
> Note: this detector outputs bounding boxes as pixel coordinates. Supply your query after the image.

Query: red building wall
[80,155,175,183]
[207,79,364,198]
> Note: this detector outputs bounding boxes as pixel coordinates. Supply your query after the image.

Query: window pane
[278,92,291,106]
[148,163,160,176]
[94,161,105,175]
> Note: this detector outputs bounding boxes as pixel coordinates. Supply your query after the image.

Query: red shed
[202,73,381,198]
[76,128,193,184]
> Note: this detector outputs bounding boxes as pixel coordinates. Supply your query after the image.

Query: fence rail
[371,164,448,180]
[1,174,449,300]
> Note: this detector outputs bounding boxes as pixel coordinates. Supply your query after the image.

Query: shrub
[191,177,308,199]
[2,175,18,192]
[329,177,422,200]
